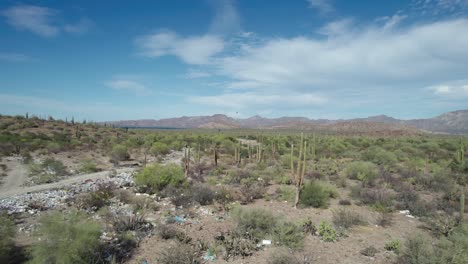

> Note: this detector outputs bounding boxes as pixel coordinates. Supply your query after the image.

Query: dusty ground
[129,194,422,264]
[0,157,28,195]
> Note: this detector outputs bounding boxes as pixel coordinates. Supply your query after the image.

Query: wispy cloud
[1,5,92,37]
[0,53,32,62]
[135,31,224,65]
[209,0,240,34]
[307,0,334,14]
[2,5,59,37]
[105,79,151,95]
[428,80,468,97]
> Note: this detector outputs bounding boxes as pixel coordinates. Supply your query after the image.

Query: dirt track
[0,165,135,199]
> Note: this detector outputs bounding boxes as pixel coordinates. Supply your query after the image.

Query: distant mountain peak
[106,109,468,134]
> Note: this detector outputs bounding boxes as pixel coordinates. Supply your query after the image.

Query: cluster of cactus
[291,133,308,208]
[256,145,263,163]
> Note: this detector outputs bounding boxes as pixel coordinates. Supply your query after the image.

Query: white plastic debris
[262,240,272,245]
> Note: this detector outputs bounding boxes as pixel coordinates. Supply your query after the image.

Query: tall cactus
[460,190,465,222]
[292,132,307,208]
[184,146,191,177]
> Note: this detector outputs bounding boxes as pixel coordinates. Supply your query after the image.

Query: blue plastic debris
[174,215,186,223]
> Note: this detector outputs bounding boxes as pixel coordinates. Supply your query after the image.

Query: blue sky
[1,0,468,121]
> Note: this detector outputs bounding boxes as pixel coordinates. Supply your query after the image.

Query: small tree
[110,144,129,163]
[135,164,185,193]
[28,211,102,264]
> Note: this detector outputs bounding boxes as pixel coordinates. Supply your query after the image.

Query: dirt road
[0,166,135,199]
[0,157,29,196]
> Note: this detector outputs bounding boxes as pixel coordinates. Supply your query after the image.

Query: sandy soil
[0,157,28,195]
[129,196,422,264]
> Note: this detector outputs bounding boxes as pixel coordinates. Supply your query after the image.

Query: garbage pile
[0,171,135,215]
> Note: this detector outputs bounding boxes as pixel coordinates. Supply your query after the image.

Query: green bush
[41,158,67,176]
[399,234,435,264]
[110,144,129,162]
[318,221,336,242]
[385,239,401,254]
[345,161,379,186]
[78,159,98,173]
[150,142,170,156]
[135,164,186,194]
[46,142,62,153]
[232,207,277,239]
[332,208,367,230]
[28,211,102,264]
[300,181,337,208]
[272,222,304,249]
[0,215,15,263]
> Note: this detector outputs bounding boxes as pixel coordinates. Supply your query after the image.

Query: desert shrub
[300,181,337,208]
[339,199,352,205]
[272,222,304,249]
[398,234,435,264]
[135,164,185,194]
[28,211,102,264]
[216,231,257,260]
[267,248,309,264]
[362,146,398,167]
[425,213,458,237]
[110,144,129,162]
[345,161,379,186]
[273,186,295,203]
[158,224,178,240]
[191,184,215,205]
[377,211,394,227]
[240,182,266,204]
[112,213,149,233]
[436,224,468,263]
[157,242,200,264]
[385,239,401,254]
[318,221,336,242]
[46,142,62,153]
[76,183,115,210]
[41,158,67,176]
[0,215,15,263]
[150,142,170,156]
[332,208,367,230]
[351,186,394,208]
[213,186,236,210]
[78,159,98,173]
[232,207,277,239]
[361,246,379,257]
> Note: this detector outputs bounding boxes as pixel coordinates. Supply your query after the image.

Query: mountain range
[107,110,468,135]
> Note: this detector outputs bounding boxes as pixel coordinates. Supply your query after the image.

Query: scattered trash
[0,171,134,215]
[399,210,415,218]
[174,215,186,224]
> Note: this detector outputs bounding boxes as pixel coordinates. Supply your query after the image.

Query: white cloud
[0,53,32,62]
[188,92,326,109]
[1,5,92,37]
[307,0,334,14]
[428,80,468,97]
[217,18,468,92]
[135,31,224,65]
[105,79,150,95]
[2,5,59,37]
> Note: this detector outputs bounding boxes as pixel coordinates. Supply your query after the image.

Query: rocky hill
[107,110,468,134]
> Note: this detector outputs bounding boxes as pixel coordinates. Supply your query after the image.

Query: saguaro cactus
[292,133,308,208]
[460,190,465,222]
[184,146,191,177]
